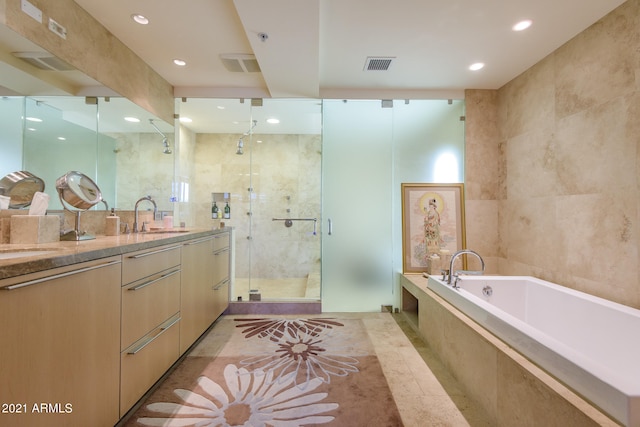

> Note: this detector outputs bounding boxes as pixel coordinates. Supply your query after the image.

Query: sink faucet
[448,249,485,288]
[133,195,157,233]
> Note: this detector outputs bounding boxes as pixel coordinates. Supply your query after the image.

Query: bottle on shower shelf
[224,202,230,219]
[211,201,219,219]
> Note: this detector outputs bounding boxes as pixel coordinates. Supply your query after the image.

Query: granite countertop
[0,227,230,280]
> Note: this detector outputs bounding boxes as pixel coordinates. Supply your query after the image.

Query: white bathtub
[427,275,640,427]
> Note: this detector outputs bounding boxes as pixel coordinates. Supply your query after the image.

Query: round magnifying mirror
[0,171,45,208]
[56,171,102,210]
[56,171,103,240]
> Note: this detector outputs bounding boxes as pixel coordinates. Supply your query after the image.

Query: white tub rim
[426,274,640,426]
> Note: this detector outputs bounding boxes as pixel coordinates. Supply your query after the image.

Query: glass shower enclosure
[188,97,464,309]
[215,99,323,302]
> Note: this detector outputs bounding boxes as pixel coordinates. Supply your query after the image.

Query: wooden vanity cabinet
[180,236,215,354]
[180,232,230,354]
[0,256,122,427]
[119,244,182,417]
[0,231,231,424]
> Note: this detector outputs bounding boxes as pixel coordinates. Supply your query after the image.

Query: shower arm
[148,118,167,139]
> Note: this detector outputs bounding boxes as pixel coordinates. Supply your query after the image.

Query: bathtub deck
[400,274,619,427]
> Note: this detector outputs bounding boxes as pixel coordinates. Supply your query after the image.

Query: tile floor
[122,312,492,426]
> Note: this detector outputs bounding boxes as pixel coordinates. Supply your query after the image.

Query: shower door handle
[328,218,332,235]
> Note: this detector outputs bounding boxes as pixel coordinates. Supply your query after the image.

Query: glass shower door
[321,100,395,312]
[237,99,322,301]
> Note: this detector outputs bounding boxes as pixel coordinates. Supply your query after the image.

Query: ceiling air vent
[12,51,75,71]
[219,54,261,73]
[364,56,395,71]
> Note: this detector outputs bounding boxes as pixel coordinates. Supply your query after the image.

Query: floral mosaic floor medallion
[125,316,403,426]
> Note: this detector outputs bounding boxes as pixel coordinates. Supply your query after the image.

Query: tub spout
[448,249,485,287]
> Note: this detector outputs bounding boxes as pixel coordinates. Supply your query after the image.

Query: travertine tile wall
[191,133,322,280]
[465,0,640,308]
[112,132,175,213]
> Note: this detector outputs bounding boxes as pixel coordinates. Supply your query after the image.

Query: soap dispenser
[105,208,120,236]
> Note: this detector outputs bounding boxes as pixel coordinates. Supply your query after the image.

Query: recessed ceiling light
[513,19,533,31]
[124,116,140,123]
[179,117,192,123]
[266,118,280,124]
[57,136,66,141]
[25,116,42,122]
[469,62,485,71]
[217,106,225,110]
[131,14,149,25]
[173,59,186,66]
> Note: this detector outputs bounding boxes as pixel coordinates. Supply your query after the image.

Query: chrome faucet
[133,195,157,233]
[448,249,485,288]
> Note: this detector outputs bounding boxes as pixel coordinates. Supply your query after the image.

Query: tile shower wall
[192,133,322,280]
[465,0,640,308]
[113,132,175,213]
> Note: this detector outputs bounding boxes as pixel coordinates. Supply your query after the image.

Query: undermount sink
[0,248,60,260]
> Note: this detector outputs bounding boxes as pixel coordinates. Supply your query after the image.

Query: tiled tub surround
[400,274,619,427]
[0,227,226,280]
[428,275,640,427]
[463,0,640,310]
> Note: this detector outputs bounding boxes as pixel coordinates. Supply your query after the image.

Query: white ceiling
[73,0,626,96]
[0,0,628,133]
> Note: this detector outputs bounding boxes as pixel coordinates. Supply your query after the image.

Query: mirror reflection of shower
[236,120,257,155]
[149,118,172,154]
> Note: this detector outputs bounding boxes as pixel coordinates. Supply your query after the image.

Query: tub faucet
[448,249,485,288]
[133,195,157,233]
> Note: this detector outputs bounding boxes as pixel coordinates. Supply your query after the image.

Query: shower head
[236,138,244,155]
[149,118,172,154]
[162,137,172,154]
[234,120,256,155]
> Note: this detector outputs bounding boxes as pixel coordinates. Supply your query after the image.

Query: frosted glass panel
[392,99,465,184]
[322,99,465,312]
[391,100,465,278]
[322,100,394,311]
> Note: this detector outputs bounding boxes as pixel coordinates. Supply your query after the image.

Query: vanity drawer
[120,313,180,417]
[212,231,230,251]
[121,267,181,350]
[122,244,181,284]
[213,246,230,287]
[213,279,230,319]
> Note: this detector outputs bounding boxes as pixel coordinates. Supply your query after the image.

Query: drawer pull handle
[128,245,181,259]
[1,259,121,291]
[128,269,180,291]
[183,236,214,246]
[213,248,230,256]
[127,316,181,355]
[213,278,230,290]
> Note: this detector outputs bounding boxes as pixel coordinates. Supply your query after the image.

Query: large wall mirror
[0,25,175,212]
[0,96,175,212]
